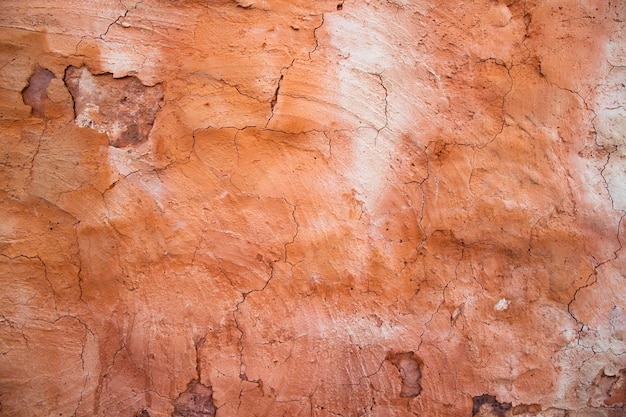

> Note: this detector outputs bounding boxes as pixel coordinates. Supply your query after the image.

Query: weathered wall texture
[1,1,625,416]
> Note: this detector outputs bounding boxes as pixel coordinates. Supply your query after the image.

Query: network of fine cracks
[3,0,625,415]
[538,67,626,349]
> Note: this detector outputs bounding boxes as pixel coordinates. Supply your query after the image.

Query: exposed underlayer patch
[386,351,423,398]
[172,380,216,417]
[590,367,626,408]
[22,66,55,118]
[472,394,512,417]
[64,66,163,148]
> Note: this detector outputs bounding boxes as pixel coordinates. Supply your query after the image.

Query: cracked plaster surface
[0,0,625,416]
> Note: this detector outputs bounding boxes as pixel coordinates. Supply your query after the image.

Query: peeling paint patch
[590,367,626,408]
[64,66,163,148]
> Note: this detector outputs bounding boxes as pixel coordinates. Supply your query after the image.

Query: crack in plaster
[283,198,299,265]
[265,14,326,127]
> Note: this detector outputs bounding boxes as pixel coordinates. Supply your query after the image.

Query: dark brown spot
[472,394,511,417]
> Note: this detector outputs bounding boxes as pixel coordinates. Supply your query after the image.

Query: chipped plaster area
[64,66,164,148]
[1,1,626,417]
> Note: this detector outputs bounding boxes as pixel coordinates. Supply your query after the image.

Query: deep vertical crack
[194,335,206,382]
[73,220,86,304]
[265,74,284,127]
[270,75,283,113]
[476,58,513,149]
[370,72,390,133]
[191,209,209,267]
[309,15,325,60]
[283,198,299,264]
[417,245,465,351]
[265,13,326,127]
[27,124,46,188]
[231,263,275,384]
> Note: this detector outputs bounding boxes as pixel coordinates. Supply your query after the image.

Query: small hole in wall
[337,3,343,10]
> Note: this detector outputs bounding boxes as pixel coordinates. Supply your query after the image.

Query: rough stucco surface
[0,0,625,416]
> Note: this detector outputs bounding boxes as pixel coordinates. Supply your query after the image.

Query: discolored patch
[590,367,626,408]
[472,394,512,417]
[22,66,55,118]
[63,66,163,148]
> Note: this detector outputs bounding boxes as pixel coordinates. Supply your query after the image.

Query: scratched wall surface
[0,1,625,416]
